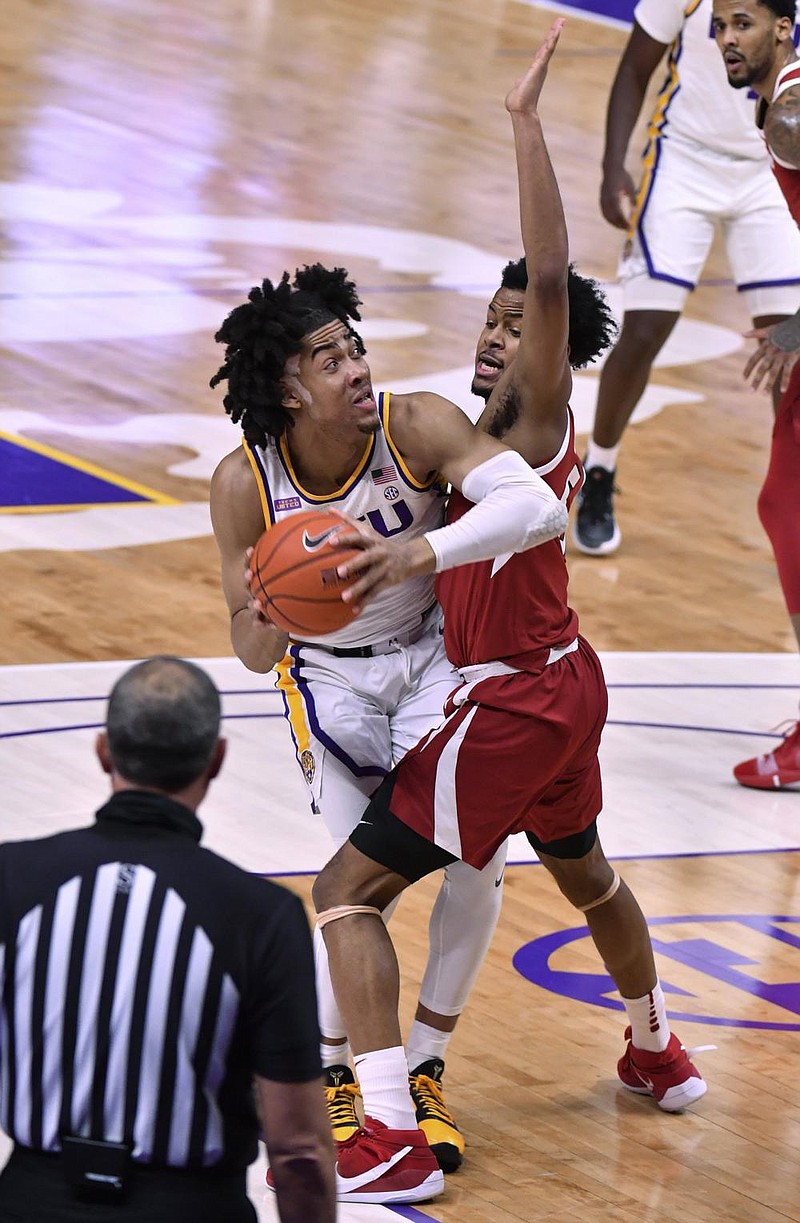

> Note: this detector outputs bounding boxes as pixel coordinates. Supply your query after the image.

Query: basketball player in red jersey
[311,21,708,1205]
[714,0,800,790]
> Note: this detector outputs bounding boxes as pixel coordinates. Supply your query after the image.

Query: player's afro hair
[500,258,617,369]
[210,264,363,447]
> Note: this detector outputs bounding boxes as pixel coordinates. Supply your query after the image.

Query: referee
[0,656,335,1223]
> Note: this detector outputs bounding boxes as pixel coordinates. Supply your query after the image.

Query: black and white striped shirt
[0,790,321,1173]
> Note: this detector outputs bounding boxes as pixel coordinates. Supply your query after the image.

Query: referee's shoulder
[194,844,305,914]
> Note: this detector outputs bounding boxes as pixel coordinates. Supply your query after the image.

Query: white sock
[406,1021,451,1074]
[585,440,620,473]
[320,1041,351,1070]
[623,982,670,1053]
[354,1046,418,1131]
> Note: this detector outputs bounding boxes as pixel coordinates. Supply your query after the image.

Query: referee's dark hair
[105,656,222,792]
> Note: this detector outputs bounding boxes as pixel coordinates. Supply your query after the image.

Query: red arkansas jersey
[764,62,800,225]
[436,410,583,672]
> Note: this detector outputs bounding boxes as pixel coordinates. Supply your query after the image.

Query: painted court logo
[513,914,800,1031]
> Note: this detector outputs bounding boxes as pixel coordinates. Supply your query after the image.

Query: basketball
[248,509,363,636]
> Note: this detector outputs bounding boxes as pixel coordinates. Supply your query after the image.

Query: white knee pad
[418,841,508,1017]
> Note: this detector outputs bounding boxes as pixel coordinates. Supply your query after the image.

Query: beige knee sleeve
[576,869,621,914]
[316,904,383,930]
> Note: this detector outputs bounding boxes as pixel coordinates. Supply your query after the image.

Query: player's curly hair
[210,264,363,447]
[500,258,617,369]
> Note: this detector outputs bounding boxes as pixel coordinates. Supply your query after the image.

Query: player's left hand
[743,321,800,394]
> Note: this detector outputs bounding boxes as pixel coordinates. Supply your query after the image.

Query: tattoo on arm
[766,88,800,169]
[768,313,800,353]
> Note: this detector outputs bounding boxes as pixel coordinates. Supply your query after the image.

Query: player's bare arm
[209,448,290,671]
[494,19,572,463]
[600,22,667,230]
[740,84,800,393]
[765,86,800,170]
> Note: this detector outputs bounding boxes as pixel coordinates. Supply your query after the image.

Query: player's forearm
[424,450,567,572]
[511,111,568,285]
[268,1149,336,1223]
[602,60,648,172]
[231,608,289,672]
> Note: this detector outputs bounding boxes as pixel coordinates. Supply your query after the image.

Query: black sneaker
[408,1058,464,1173]
[572,465,620,555]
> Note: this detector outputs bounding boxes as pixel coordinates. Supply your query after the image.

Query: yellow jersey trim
[380,391,439,492]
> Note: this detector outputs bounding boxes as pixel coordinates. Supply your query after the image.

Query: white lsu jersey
[244,391,447,649]
[634,0,768,162]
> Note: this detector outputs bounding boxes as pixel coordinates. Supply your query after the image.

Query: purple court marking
[0,436,151,510]
[514,915,800,1031]
[1,714,782,743]
[0,712,285,740]
[1,680,796,711]
[390,1207,441,1222]
[520,0,634,27]
[0,688,279,708]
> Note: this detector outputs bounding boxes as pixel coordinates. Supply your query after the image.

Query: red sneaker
[734,718,800,790]
[617,1028,707,1112]
[334,1116,444,1204]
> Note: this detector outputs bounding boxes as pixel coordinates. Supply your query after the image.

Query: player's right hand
[600,168,637,230]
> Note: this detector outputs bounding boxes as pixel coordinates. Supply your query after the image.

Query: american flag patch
[371,465,397,485]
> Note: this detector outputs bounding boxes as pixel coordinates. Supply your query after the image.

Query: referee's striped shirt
[0,790,321,1173]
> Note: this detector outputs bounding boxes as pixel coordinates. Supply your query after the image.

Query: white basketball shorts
[620,134,800,317]
[273,618,459,846]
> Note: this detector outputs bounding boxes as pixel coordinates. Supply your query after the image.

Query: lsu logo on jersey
[300,749,316,785]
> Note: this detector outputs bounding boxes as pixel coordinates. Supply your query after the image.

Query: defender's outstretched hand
[505,18,565,118]
[743,319,800,395]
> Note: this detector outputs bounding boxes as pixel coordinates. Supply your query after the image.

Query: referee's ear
[96,732,113,775]
[207,738,227,781]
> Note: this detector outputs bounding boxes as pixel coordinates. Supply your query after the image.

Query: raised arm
[209,448,290,672]
[494,19,572,458]
[600,22,667,229]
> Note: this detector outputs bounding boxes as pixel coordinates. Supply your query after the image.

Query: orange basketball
[248,509,363,636]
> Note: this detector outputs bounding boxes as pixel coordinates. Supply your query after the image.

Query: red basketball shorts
[386,636,608,870]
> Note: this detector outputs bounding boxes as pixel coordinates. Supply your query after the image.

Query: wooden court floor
[2,0,800,1218]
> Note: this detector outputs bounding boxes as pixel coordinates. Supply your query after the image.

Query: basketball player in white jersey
[208,265,568,1181]
[574,0,800,555]
[713,0,800,790]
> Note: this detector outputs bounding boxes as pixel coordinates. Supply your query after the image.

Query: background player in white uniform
[573,0,800,554]
[209,265,567,1176]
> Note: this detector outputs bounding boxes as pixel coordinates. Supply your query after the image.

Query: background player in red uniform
[713,0,800,790]
[312,21,708,1207]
